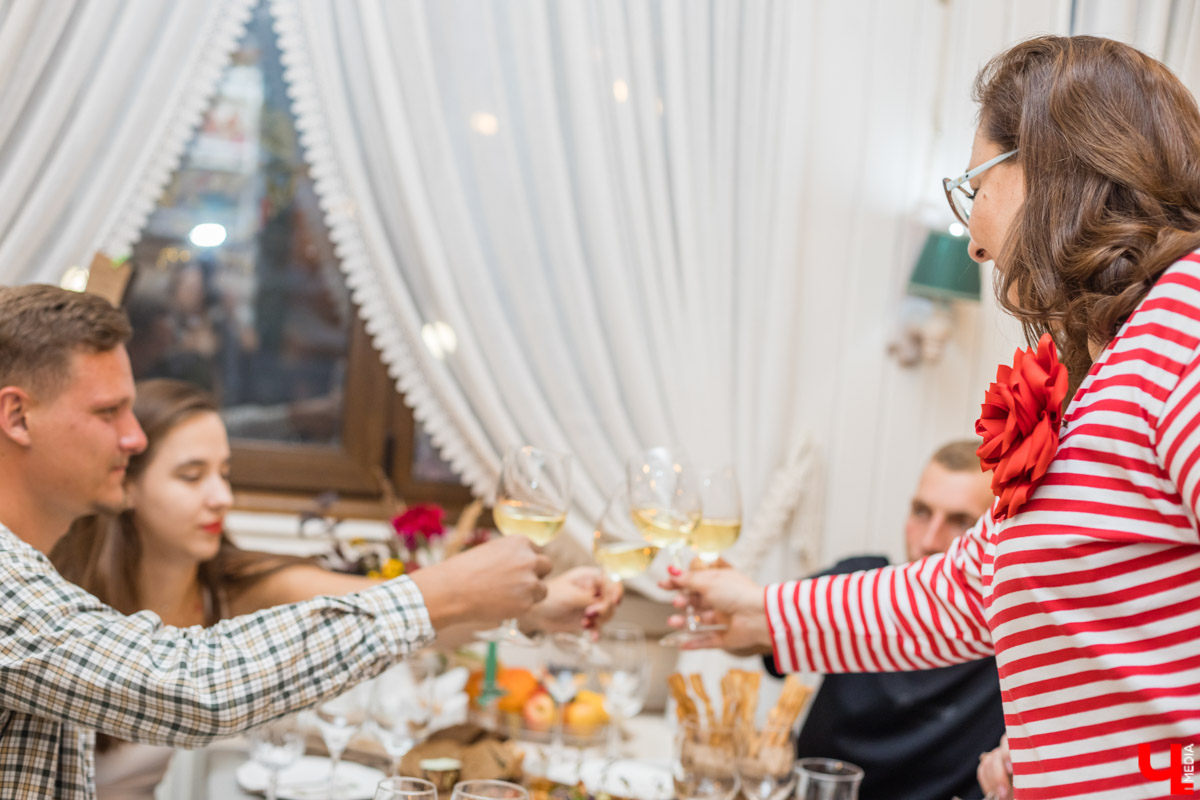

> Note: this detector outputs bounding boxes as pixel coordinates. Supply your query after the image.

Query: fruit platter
[465,663,611,746]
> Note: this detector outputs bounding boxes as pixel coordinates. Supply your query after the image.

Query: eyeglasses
[942,149,1018,226]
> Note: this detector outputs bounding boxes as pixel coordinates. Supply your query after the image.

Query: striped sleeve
[764,514,994,673]
[1155,339,1200,527]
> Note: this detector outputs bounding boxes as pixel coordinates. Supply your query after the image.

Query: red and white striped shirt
[767,252,1200,799]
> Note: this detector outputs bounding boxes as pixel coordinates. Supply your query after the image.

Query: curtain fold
[0,0,256,286]
[272,0,819,593]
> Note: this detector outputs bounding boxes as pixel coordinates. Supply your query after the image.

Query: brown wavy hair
[50,379,310,752]
[975,35,1200,395]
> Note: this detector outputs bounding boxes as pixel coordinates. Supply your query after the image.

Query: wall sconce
[888,228,980,366]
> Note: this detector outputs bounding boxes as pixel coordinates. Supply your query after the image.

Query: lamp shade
[907,230,980,302]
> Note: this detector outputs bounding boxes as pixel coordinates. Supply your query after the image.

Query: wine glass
[479,445,572,646]
[541,632,592,782]
[367,659,437,775]
[312,683,369,799]
[661,465,741,646]
[593,487,660,584]
[452,779,530,800]
[375,776,439,800]
[594,623,649,770]
[673,719,740,800]
[247,715,305,800]
[794,758,863,800]
[626,447,701,566]
[627,447,701,645]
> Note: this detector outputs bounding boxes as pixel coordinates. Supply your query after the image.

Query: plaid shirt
[0,523,435,798]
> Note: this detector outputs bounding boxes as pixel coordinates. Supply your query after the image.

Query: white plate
[580,758,673,800]
[236,754,386,800]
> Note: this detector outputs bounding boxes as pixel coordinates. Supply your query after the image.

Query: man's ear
[0,387,34,447]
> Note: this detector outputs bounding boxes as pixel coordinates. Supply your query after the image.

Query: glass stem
[266,770,279,800]
[328,749,343,800]
[672,546,701,632]
[552,704,567,768]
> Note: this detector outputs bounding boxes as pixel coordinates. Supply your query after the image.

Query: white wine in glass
[630,507,700,549]
[660,464,741,647]
[493,499,566,546]
[593,488,660,582]
[479,445,572,646]
[626,447,702,567]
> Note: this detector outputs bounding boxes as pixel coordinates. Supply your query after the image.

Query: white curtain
[0,0,256,286]
[271,0,820,591]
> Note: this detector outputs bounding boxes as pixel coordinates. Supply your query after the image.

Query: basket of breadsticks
[667,670,813,800]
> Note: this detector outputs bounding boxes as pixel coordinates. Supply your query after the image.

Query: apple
[522,690,555,732]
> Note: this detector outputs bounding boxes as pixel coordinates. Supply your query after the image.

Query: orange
[495,667,540,714]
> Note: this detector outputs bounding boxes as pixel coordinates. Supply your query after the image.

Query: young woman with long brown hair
[666,36,1200,799]
[52,378,620,799]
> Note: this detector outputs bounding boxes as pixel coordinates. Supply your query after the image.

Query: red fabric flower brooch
[976,333,1069,521]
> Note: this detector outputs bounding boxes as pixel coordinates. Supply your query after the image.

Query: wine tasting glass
[593,487,660,584]
[627,447,701,645]
[626,447,701,568]
[661,465,741,646]
[541,632,591,780]
[479,445,572,645]
[312,683,369,799]
[375,776,438,800]
[594,623,649,768]
[452,779,530,800]
[367,660,436,775]
[247,715,305,800]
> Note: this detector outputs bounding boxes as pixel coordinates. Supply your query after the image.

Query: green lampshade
[907,230,980,302]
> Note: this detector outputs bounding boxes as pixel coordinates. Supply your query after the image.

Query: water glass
[451,779,529,800]
[375,776,439,800]
[794,758,864,800]
[735,726,798,800]
[673,720,740,800]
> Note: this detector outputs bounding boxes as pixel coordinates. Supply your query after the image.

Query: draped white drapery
[0,0,257,286]
[271,0,819,589]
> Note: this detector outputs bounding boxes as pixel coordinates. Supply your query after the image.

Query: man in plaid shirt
[0,285,553,798]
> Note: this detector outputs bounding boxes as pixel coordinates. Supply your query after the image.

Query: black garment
[765,555,1005,800]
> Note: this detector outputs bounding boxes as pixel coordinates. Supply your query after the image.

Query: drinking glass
[247,715,305,800]
[368,659,437,775]
[735,725,798,800]
[662,465,741,646]
[540,632,591,780]
[594,623,648,767]
[794,758,864,800]
[479,445,572,646]
[312,683,369,799]
[451,779,530,800]
[673,719,740,800]
[627,447,702,646]
[593,487,660,584]
[376,777,439,800]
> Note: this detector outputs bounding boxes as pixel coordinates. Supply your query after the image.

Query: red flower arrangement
[976,333,1069,521]
[391,503,447,556]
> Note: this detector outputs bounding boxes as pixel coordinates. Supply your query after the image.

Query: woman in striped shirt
[666,35,1200,800]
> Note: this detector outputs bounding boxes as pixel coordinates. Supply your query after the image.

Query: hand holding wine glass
[662,465,742,646]
[479,445,572,645]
